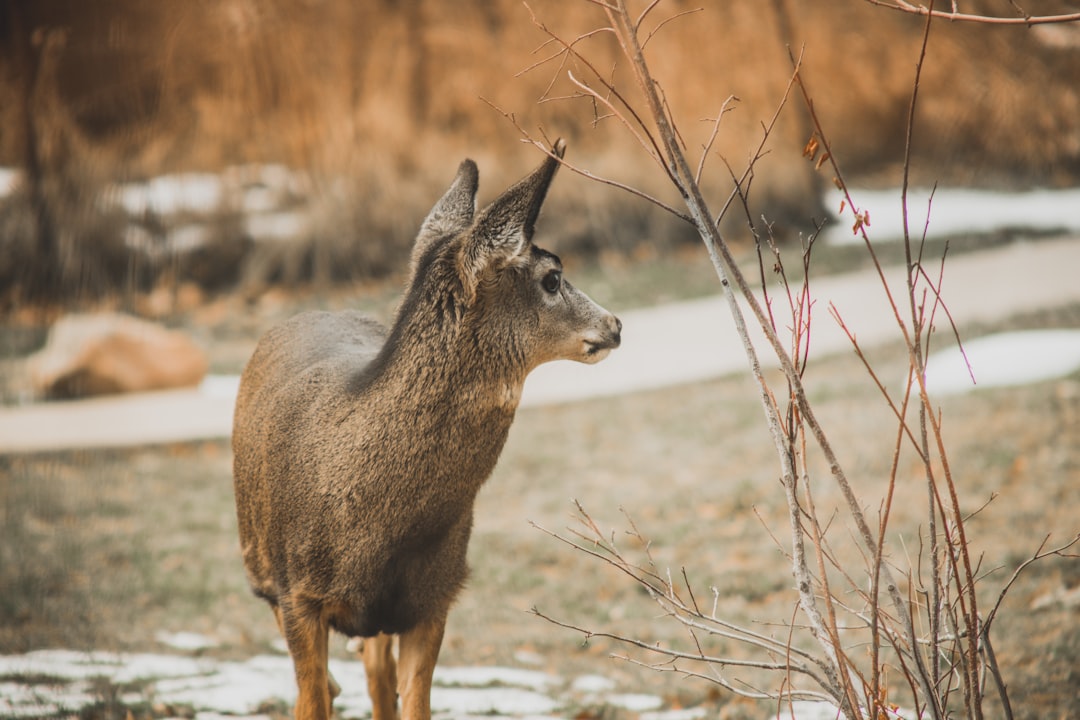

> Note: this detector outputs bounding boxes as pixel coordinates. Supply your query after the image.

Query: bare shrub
[509,2,1080,718]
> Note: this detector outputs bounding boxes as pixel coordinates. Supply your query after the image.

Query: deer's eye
[541,270,562,294]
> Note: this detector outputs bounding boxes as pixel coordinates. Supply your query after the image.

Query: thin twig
[861,0,1080,24]
[640,6,703,51]
[521,3,677,182]
[981,533,1080,635]
[528,605,822,678]
[695,96,738,186]
[599,4,858,713]
[482,97,693,222]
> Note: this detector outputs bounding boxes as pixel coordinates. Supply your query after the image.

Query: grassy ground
[1,237,1078,719]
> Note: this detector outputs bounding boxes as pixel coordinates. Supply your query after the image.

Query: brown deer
[232,139,621,720]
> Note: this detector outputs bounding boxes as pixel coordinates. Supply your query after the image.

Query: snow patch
[923,330,1080,395]
[824,186,1080,245]
[0,650,578,720]
[0,680,95,719]
[512,648,545,666]
[0,649,210,684]
[0,167,21,197]
[434,665,559,691]
[774,702,846,720]
[773,700,921,720]
[116,173,224,216]
[641,708,709,720]
[155,630,219,651]
[430,685,560,716]
[571,674,617,693]
[607,692,665,712]
[244,210,309,241]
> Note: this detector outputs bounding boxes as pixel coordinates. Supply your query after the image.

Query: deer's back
[233,309,387,468]
[232,310,388,600]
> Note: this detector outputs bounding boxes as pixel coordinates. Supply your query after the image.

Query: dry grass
[2,0,1079,306]
[8,0,1078,186]
[1,248,1078,718]
[2,346,1077,718]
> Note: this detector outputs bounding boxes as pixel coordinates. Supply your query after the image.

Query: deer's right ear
[457,139,566,303]
[412,159,479,264]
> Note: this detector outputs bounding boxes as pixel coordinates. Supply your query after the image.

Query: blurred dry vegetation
[1,0,1079,310]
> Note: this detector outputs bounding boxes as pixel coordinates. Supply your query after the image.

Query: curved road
[2,236,1079,454]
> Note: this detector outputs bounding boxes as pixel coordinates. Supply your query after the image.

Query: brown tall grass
[1,0,1077,306]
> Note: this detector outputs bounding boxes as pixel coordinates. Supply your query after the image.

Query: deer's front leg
[396,614,446,720]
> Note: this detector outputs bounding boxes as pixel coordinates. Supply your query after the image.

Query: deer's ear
[458,139,565,298]
[412,159,479,265]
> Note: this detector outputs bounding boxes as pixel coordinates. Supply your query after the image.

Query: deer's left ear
[412,159,479,269]
[457,140,565,298]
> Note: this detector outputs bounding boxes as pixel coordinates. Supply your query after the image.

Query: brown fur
[232,141,620,720]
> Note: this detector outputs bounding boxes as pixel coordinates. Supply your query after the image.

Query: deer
[231,139,621,720]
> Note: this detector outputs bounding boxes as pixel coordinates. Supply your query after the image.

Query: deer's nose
[608,314,622,347]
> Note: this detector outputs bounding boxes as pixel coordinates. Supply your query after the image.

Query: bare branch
[981,533,1080,635]
[480,97,693,222]
[566,69,665,166]
[640,6,704,51]
[634,0,664,32]
[862,0,1080,24]
[519,4,681,186]
[695,97,739,186]
[509,2,1071,717]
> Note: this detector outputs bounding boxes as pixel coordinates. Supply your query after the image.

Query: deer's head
[407,140,621,373]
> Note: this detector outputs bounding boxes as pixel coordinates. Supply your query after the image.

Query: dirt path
[2,236,1079,453]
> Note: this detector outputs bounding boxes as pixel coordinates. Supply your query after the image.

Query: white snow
[152,656,297,715]
[116,173,225,216]
[244,210,309,241]
[0,680,95,719]
[774,702,846,720]
[922,330,1080,395]
[824,186,1080,245]
[0,649,209,683]
[641,707,709,720]
[5,163,1077,251]
[433,665,559,691]
[606,692,665,711]
[512,648,546,666]
[155,630,219,651]
[99,162,315,252]
[0,649,571,719]
[430,685,560,716]
[773,700,921,720]
[0,649,936,718]
[571,673,617,693]
[0,167,21,197]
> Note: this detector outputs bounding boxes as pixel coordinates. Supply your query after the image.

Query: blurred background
[2,2,1080,718]
[1,0,1078,310]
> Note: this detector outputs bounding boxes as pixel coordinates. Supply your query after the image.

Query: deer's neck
[337,292,524,509]
[371,289,527,414]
